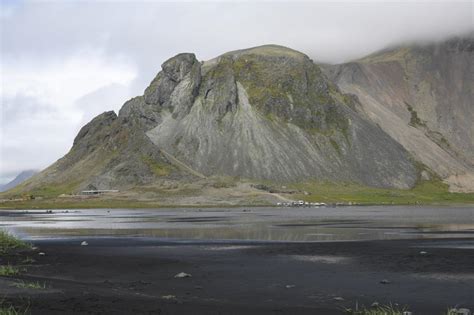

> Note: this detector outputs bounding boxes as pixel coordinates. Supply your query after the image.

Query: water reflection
[1,206,473,242]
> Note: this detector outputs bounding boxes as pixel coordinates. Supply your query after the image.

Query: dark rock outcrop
[146,45,417,188]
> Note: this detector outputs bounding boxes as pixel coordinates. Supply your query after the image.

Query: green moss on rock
[142,155,173,177]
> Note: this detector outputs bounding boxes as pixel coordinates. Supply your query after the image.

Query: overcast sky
[0,0,472,183]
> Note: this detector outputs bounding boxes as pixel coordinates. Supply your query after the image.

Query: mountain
[0,170,38,192]
[7,44,421,197]
[322,35,474,192]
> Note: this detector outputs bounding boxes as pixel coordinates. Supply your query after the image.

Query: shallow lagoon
[1,205,473,243]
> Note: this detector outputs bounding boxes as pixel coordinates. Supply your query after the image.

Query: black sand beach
[1,237,473,314]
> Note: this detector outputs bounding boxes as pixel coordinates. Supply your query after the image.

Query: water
[1,205,473,243]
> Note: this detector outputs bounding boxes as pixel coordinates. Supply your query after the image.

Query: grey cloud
[3,3,472,54]
[1,94,76,180]
[2,93,58,126]
[74,83,133,126]
[3,2,472,87]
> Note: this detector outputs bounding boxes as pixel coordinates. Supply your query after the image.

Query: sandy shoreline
[1,237,473,314]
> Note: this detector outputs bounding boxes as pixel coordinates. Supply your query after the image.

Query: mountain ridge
[0,170,38,192]
[3,36,472,200]
[322,34,473,192]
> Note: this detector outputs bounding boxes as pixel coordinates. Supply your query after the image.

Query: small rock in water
[333,296,344,301]
[174,272,192,278]
[285,284,296,289]
[379,279,390,284]
[161,295,176,300]
[38,252,45,256]
[81,241,88,246]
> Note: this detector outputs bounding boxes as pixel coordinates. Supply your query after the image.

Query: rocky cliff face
[144,45,416,188]
[13,45,424,195]
[323,35,474,191]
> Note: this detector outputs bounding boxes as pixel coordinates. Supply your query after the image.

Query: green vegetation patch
[0,306,27,315]
[208,53,350,134]
[210,176,238,189]
[0,265,21,277]
[29,182,79,198]
[6,181,81,199]
[329,139,342,156]
[0,231,30,255]
[142,155,173,177]
[359,47,411,64]
[21,257,35,265]
[344,303,409,315]
[0,300,29,315]
[0,198,158,210]
[405,102,426,128]
[289,179,474,205]
[12,280,46,290]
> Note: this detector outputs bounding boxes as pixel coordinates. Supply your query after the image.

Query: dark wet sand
[1,237,473,314]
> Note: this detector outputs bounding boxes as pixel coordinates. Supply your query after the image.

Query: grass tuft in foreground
[344,303,408,315]
[0,231,30,255]
[12,280,46,290]
[446,308,472,315]
[21,257,35,265]
[0,265,21,277]
[0,299,29,315]
[0,306,27,315]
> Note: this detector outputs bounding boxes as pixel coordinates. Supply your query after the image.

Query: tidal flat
[1,206,473,314]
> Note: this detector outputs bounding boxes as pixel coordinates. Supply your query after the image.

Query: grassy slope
[289,180,474,205]
[0,198,272,210]
[0,179,473,209]
[0,198,167,210]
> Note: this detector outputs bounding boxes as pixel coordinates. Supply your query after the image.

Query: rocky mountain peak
[161,53,198,82]
[221,44,309,60]
[73,111,117,146]
[12,44,430,195]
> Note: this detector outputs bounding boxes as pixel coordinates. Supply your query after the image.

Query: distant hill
[0,170,38,192]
